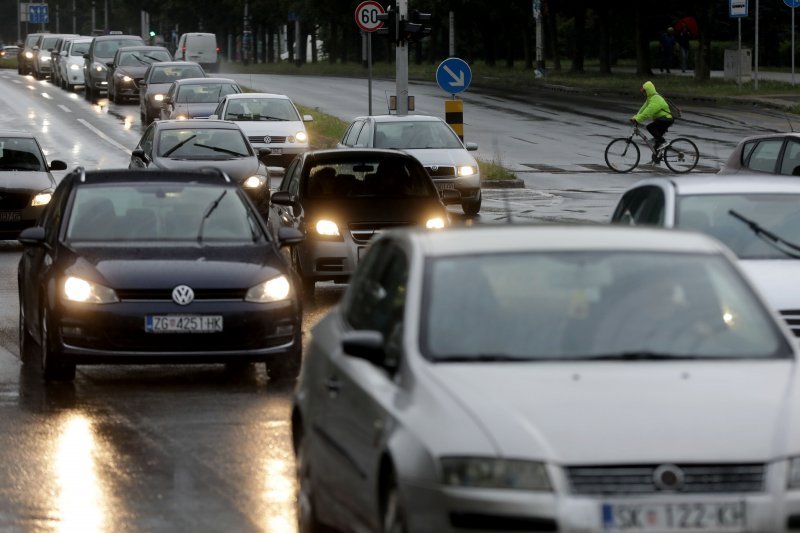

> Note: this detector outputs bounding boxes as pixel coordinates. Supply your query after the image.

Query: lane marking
[77,118,132,155]
[41,92,52,99]
[26,85,35,90]
[12,79,21,84]
[58,104,72,113]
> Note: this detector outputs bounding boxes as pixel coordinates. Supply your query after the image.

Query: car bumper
[115,82,138,97]
[250,143,308,169]
[296,236,361,283]
[67,70,85,84]
[87,75,108,91]
[431,174,481,204]
[0,205,46,239]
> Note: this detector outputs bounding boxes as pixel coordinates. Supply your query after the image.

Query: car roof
[0,130,36,138]
[224,93,290,100]
[93,34,142,41]
[69,168,233,185]
[362,114,442,123]
[172,77,236,85]
[630,175,800,195]
[154,119,241,130]
[404,225,729,257]
[733,132,800,143]
[303,148,416,162]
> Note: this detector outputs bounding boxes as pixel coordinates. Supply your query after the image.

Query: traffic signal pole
[396,0,409,116]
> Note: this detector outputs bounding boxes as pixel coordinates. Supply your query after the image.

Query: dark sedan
[0,131,67,239]
[159,77,241,120]
[106,45,171,104]
[129,119,271,215]
[270,149,455,296]
[138,61,205,125]
[17,168,304,382]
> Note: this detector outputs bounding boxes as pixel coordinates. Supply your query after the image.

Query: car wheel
[18,306,35,365]
[266,338,302,382]
[462,191,482,217]
[382,476,408,533]
[40,307,76,382]
[296,432,326,533]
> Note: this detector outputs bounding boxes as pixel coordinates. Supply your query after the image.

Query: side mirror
[271,190,297,208]
[60,50,67,56]
[105,61,113,68]
[303,114,314,122]
[139,80,147,86]
[48,160,68,171]
[208,114,218,120]
[83,53,90,60]
[277,227,304,247]
[258,147,272,157]
[342,330,386,366]
[18,226,46,247]
[465,142,479,151]
[162,95,172,104]
[131,148,148,162]
[440,189,461,203]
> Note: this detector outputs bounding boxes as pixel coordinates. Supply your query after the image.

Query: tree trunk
[546,5,560,72]
[524,18,533,70]
[267,26,274,63]
[597,4,611,74]
[569,2,586,73]
[694,0,713,81]
[328,22,337,64]
[634,3,651,76]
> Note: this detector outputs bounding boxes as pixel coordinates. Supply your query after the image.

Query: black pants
[647,118,674,143]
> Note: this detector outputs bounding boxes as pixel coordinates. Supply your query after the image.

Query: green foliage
[294,104,348,149]
[0,58,18,70]
[478,159,516,181]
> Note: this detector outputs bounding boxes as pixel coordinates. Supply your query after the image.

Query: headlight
[93,63,106,73]
[154,94,164,101]
[441,458,552,491]
[25,51,33,59]
[176,114,188,120]
[315,219,340,237]
[245,275,291,302]
[69,63,80,71]
[243,175,265,189]
[458,165,477,177]
[31,192,52,206]
[425,216,446,229]
[41,56,51,62]
[788,457,800,488]
[63,276,119,304]
[121,75,132,82]
[295,131,308,143]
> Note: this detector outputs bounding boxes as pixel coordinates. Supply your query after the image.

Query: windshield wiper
[196,190,227,245]
[582,351,702,361]
[729,209,800,259]
[257,115,285,121]
[193,143,247,157]
[435,354,526,363]
[163,134,197,157]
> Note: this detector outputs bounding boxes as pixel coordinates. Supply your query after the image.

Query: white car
[339,114,482,215]
[56,37,92,91]
[293,224,800,532]
[611,175,800,335]
[209,92,312,175]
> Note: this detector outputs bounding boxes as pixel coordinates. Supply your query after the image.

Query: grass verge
[0,59,18,70]
[478,159,517,181]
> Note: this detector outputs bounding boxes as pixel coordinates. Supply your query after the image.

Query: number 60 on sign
[355,0,386,33]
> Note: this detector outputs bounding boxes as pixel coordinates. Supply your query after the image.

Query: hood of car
[426,361,797,463]
[302,196,446,226]
[234,121,305,138]
[739,259,800,312]
[171,102,218,118]
[0,171,54,193]
[400,148,477,168]
[65,244,284,290]
[145,82,171,96]
[116,66,148,78]
[151,157,260,183]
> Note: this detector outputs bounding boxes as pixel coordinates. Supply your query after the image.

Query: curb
[482,178,525,189]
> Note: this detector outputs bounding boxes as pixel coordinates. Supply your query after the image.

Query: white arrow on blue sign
[28,4,49,24]
[436,57,472,95]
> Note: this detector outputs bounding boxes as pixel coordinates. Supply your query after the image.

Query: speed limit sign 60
[355,0,385,33]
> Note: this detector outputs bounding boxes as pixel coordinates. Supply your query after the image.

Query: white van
[176,33,219,72]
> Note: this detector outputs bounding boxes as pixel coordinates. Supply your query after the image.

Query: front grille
[0,192,31,210]
[781,310,800,337]
[349,222,411,244]
[248,135,287,144]
[116,288,248,301]
[566,464,765,495]
[425,165,456,178]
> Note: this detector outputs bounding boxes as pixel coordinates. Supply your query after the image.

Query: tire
[382,476,408,533]
[266,336,302,382]
[18,306,35,365]
[40,308,76,382]
[663,138,699,173]
[605,138,640,173]
[462,190,482,216]
[296,433,326,533]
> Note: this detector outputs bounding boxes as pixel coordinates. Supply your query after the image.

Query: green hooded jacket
[633,81,672,123]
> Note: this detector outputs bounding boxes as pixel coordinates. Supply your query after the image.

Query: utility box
[724,48,752,81]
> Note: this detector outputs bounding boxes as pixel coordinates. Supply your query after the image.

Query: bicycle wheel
[663,138,699,173]
[605,138,640,173]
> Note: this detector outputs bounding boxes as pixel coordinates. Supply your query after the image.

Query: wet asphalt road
[0,68,797,531]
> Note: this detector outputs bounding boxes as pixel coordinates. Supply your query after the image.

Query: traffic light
[149,30,156,38]
[400,10,431,42]
[376,4,397,43]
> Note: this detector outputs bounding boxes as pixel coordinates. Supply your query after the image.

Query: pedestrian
[676,26,691,72]
[659,27,676,74]
[631,80,674,151]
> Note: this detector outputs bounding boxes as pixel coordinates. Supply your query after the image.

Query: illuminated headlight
[441,458,552,491]
[63,276,119,304]
[315,219,340,236]
[425,216,446,230]
[25,51,33,59]
[457,165,477,177]
[69,63,80,71]
[121,75,132,82]
[245,275,291,302]
[93,62,106,73]
[176,114,188,120]
[31,192,52,206]
[243,175,265,189]
[154,93,164,101]
[41,56,51,62]
[295,131,308,143]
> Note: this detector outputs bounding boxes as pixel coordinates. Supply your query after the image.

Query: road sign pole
[354,1,385,116]
[396,0,409,116]
[793,6,796,86]
[368,32,373,115]
[738,17,742,90]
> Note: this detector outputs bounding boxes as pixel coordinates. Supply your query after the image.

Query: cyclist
[631,81,674,151]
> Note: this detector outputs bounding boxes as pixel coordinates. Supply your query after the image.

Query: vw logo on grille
[430,165,439,171]
[263,135,272,144]
[653,464,685,491]
[172,285,195,306]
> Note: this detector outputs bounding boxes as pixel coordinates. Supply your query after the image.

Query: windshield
[41,37,59,49]
[223,98,300,121]
[374,120,464,149]
[176,83,239,104]
[66,184,262,242]
[422,251,790,361]
[93,38,144,58]
[303,159,437,198]
[678,194,800,259]
[119,49,171,67]
[150,65,204,84]
[71,42,90,56]
[157,128,251,159]
[0,137,45,171]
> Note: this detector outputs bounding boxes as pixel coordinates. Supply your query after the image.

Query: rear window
[0,137,45,171]
[41,37,59,49]
[304,158,436,199]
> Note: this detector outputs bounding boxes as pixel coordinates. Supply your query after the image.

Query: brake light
[216,48,220,52]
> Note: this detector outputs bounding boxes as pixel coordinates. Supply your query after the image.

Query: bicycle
[605,123,699,173]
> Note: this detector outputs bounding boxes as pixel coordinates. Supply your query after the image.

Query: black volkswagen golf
[18,168,303,382]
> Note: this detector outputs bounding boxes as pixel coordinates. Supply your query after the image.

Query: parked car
[129,119,271,215]
[18,32,45,75]
[210,93,313,171]
[31,33,77,79]
[138,61,205,125]
[106,45,171,104]
[270,149,453,296]
[55,37,92,91]
[720,132,800,175]
[610,175,800,337]
[293,224,799,532]
[0,131,67,239]
[83,34,144,101]
[159,77,241,120]
[175,32,219,72]
[339,114,482,215]
[17,167,304,382]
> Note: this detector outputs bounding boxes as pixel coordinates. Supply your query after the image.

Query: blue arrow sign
[28,4,49,24]
[785,0,800,8]
[436,57,472,95]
